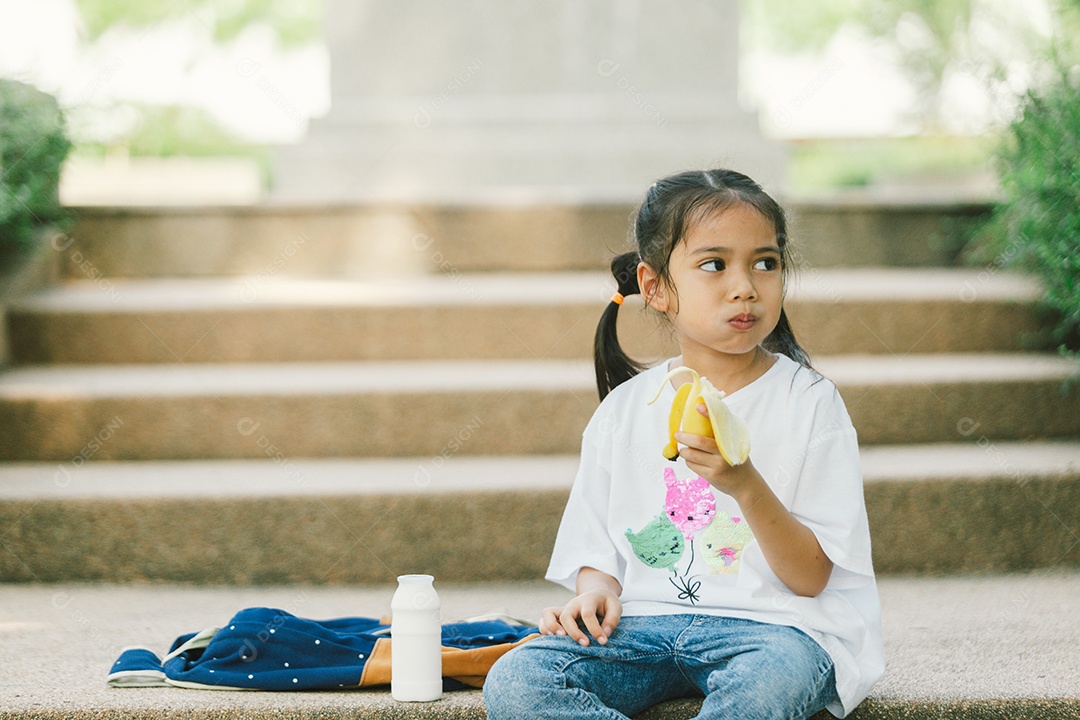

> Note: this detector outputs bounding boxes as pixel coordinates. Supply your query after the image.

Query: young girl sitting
[484,169,883,719]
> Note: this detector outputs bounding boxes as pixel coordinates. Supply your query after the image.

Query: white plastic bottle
[390,574,443,702]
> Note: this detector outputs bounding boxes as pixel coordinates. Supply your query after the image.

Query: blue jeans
[484,615,837,720]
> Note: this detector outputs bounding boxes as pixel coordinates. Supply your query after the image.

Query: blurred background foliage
[743,0,1073,127]
[68,101,271,185]
[71,103,261,158]
[72,0,321,47]
[0,79,72,263]
[971,53,1080,355]
[743,0,1079,191]
[59,0,1077,194]
[64,0,323,180]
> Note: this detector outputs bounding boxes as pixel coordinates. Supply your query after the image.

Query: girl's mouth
[728,314,756,331]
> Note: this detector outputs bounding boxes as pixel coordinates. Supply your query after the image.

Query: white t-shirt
[547,354,884,717]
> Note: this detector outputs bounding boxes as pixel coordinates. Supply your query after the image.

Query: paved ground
[0,572,1078,718]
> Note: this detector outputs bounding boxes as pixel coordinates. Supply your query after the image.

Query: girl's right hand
[539,590,623,647]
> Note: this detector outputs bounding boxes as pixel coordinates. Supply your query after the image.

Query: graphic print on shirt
[624,514,684,571]
[701,511,755,574]
[626,467,716,604]
[625,468,756,603]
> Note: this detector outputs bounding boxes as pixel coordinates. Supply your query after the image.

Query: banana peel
[647,366,751,465]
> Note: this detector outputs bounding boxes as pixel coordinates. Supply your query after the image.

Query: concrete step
[0,572,1077,719]
[0,354,1076,462]
[1,442,1077,583]
[5,270,1047,364]
[60,198,990,279]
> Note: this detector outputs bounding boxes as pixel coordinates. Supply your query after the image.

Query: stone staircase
[0,199,1078,718]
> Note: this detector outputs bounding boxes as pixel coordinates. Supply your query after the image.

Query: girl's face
[640,203,784,361]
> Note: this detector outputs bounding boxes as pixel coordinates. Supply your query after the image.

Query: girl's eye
[754,257,779,271]
[701,259,725,272]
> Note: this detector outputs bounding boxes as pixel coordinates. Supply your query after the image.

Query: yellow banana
[647,366,751,465]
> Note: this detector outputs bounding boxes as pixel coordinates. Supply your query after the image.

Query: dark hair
[593,168,812,400]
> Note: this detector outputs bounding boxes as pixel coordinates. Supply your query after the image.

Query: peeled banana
[647,366,751,465]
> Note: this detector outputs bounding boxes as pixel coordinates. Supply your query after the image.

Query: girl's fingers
[547,593,622,647]
[674,431,718,454]
[559,607,588,646]
[579,608,607,645]
[600,601,622,636]
[538,607,562,635]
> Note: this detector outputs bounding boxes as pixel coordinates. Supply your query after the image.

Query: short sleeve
[790,386,876,585]
[545,418,626,591]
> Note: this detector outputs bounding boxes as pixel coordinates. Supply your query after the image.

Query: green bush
[0,79,72,264]
[992,63,1080,353]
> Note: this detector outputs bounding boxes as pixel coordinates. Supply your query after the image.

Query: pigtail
[594,251,645,400]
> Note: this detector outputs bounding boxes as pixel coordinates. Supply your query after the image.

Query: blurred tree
[0,80,71,262]
[64,0,324,156]
[975,0,1080,356]
[71,103,263,158]
[73,0,321,47]
[742,0,1072,129]
[742,0,869,54]
[863,0,979,123]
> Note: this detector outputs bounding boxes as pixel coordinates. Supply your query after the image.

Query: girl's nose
[729,271,757,301]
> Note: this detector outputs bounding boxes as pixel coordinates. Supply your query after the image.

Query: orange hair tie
[610,292,625,305]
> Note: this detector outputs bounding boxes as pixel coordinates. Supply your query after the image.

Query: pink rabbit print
[664,467,715,539]
[659,467,717,604]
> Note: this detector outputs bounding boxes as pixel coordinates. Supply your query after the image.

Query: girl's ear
[637,262,670,312]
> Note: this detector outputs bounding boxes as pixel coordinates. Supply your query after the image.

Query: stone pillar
[273,0,786,202]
